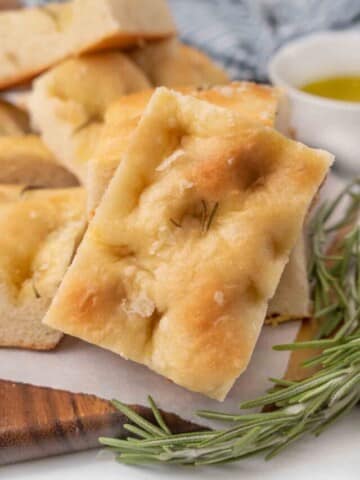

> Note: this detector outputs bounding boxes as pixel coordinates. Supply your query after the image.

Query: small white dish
[268,31,360,175]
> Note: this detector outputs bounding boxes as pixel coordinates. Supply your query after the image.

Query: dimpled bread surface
[44,88,332,399]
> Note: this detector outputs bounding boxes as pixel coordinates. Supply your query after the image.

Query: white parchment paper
[0,324,298,427]
[0,175,344,427]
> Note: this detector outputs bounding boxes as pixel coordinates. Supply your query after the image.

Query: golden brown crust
[80,32,178,55]
[0,135,78,187]
[28,40,230,186]
[130,39,229,87]
[28,52,151,182]
[28,48,230,185]
[87,82,282,214]
[0,98,30,135]
[0,0,176,90]
[44,88,332,399]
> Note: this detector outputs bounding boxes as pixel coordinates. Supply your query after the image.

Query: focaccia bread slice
[130,39,229,87]
[87,82,282,214]
[44,88,332,399]
[28,52,151,182]
[0,185,86,350]
[0,0,176,89]
[0,135,78,187]
[0,98,30,135]
[87,84,309,321]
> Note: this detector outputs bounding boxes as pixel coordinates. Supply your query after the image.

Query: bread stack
[0,0,222,351]
[0,0,332,400]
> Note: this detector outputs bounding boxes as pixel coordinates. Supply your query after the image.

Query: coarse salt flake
[215,85,234,97]
[156,149,184,172]
[179,179,194,192]
[121,292,155,318]
[124,265,136,276]
[149,240,161,255]
[214,291,225,306]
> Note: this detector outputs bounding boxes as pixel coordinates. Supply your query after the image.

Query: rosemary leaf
[205,202,219,232]
[32,279,41,299]
[170,218,182,228]
[148,395,171,434]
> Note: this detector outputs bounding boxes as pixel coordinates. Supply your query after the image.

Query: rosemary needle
[100,179,360,466]
[205,202,219,232]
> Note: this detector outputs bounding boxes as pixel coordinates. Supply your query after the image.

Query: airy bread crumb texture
[0,186,86,350]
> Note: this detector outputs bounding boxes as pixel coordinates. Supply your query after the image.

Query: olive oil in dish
[301,75,360,102]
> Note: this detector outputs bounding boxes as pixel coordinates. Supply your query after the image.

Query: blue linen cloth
[23,0,360,81]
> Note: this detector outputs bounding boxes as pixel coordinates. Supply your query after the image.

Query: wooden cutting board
[0,379,203,466]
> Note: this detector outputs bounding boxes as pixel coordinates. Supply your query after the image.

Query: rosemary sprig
[170,218,182,228]
[201,200,219,233]
[309,178,360,339]
[100,179,360,466]
[32,279,41,299]
[205,202,219,232]
[169,200,219,232]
